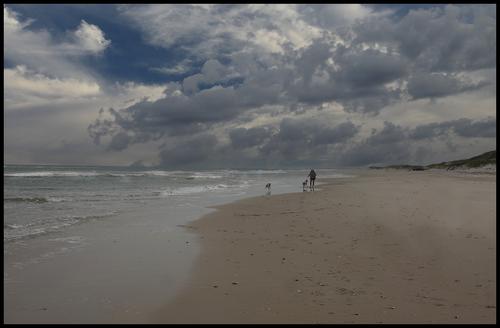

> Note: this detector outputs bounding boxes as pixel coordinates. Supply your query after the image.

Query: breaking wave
[4,212,118,242]
[159,184,230,196]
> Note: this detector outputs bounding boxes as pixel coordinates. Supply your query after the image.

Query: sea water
[4,165,352,243]
[4,164,354,323]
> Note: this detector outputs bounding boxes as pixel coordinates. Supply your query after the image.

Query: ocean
[4,164,354,323]
[4,164,352,243]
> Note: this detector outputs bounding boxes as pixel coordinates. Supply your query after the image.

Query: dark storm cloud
[341,117,496,166]
[293,41,332,84]
[453,118,496,138]
[107,132,131,151]
[312,121,360,145]
[89,86,242,146]
[353,5,496,72]
[367,121,408,145]
[158,134,218,168]
[287,42,407,113]
[88,60,292,150]
[339,121,412,166]
[82,4,494,167]
[88,4,495,156]
[334,47,408,88]
[259,118,360,159]
[229,126,275,149]
[410,117,496,139]
[407,72,489,100]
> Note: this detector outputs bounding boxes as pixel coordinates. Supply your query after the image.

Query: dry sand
[153,170,496,324]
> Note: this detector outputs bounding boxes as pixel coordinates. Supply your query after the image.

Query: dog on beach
[302,180,308,191]
[265,183,271,195]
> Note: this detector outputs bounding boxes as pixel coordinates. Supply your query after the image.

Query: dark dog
[265,183,271,195]
[302,179,308,191]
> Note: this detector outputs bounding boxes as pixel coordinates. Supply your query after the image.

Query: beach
[4,166,343,323]
[155,169,496,324]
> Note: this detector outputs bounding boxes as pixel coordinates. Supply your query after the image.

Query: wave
[4,169,289,178]
[320,173,356,179]
[4,197,49,203]
[4,170,210,178]
[5,171,100,178]
[160,184,230,196]
[4,212,118,242]
[237,169,288,175]
[187,173,224,179]
[4,196,70,203]
[4,223,23,230]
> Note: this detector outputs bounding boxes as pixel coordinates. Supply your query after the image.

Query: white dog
[302,179,308,191]
[265,183,271,195]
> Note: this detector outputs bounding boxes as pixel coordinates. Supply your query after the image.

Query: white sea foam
[188,173,224,179]
[47,197,70,202]
[5,171,99,177]
[4,212,118,242]
[4,169,291,178]
[320,173,356,179]
[239,169,288,175]
[4,196,71,203]
[137,170,183,177]
[47,236,86,244]
[5,170,207,178]
[160,184,230,196]
[4,224,23,230]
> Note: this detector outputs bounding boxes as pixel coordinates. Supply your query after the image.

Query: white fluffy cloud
[4,65,101,110]
[74,20,111,53]
[4,6,110,79]
[118,4,323,59]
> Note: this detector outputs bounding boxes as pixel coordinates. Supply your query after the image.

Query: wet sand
[154,170,496,323]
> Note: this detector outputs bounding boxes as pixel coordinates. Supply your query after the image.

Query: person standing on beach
[308,169,316,191]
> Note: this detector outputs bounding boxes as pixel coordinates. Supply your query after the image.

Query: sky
[4,4,496,169]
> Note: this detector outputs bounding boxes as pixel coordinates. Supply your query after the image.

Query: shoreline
[154,170,496,323]
[4,169,332,323]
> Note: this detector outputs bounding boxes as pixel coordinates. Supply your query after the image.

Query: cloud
[118,4,322,58]
[151,59,194,76]
[407,72,489,100]
[334,48,408,88]
[158,133,219,167]
[313,121,360,145]
[297,4,375,29]
[107,132,131,151]
[229,126,275,149]
[410,117,496,139]
[182,59,238,94]
[4,65,101,110]
[287,42,406,113]
[340,117,496,166]
[453,117,496,138]
[353,5,496,72]
[87,4,495,167]
[72,19,111,54]
[4,6,33,30]
[88,84,242,147]
[259,117,360,160]
[4,7,111,79]
[4,4,496,168]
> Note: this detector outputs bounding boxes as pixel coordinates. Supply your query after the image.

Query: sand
[153,169,496,324]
